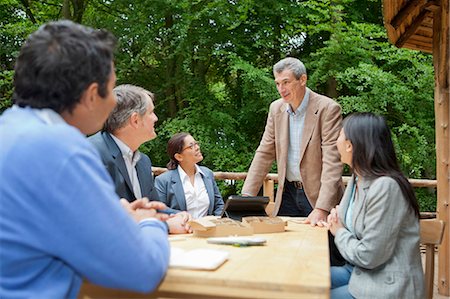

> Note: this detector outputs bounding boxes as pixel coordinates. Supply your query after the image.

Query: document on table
[170,247,229,270]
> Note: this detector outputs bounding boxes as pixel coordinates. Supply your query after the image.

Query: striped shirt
[285,88,310,182]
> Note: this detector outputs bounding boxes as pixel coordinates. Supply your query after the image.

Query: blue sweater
[0,107,170,298]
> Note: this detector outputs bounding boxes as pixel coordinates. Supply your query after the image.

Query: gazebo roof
[383,0,441,53]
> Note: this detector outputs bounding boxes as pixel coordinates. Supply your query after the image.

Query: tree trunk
[164,13,178,117]
[62,0,87,23]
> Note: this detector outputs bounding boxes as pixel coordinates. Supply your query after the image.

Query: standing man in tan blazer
[242,57,343,226]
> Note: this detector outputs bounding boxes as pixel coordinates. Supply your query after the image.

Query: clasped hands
[120,198,192,234]
[320,205,344,236]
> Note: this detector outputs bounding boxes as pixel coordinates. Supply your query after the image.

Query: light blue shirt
[345,177,358,233]
[0,106,169,298]
[286,88,310,182]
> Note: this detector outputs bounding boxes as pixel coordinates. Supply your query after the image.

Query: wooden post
[433,1,450,295]
[263,179,275,216]
[263,179,275,202]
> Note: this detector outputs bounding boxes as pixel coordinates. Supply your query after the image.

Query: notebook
[170,247,229,270]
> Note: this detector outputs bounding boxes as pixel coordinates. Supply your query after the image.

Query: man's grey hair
[273,57,307,79]
[104,84,154,133]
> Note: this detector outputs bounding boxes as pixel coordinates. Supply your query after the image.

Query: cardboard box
[189,216,253,238]
[242,216,286,234]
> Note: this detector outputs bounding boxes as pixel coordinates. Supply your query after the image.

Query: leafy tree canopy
[0,0,436,210]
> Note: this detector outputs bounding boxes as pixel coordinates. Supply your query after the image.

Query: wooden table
[79,219,330,299]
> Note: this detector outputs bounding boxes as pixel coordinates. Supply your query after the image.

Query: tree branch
[19,0,37,24]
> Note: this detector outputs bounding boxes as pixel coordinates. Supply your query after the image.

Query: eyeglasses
[181,141,200,152]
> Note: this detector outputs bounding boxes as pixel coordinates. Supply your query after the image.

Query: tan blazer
[242,89,343,216]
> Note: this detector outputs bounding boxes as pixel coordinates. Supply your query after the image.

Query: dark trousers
[279,181,345,267]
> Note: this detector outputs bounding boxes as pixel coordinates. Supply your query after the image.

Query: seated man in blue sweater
[89,84,191,234]
[0,20,170,298]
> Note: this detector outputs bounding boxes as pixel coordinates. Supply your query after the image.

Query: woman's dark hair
[13,20,117,113]
[166,132,190,170]
[343,112,420,218]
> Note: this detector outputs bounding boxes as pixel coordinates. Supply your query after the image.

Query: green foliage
[0,71,13,112]
[0,0,53,112]
[0,0,437,210]
[308,21,435,181]
[415,188,437,212]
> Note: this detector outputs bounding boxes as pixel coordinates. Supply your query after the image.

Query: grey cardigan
[335,176,424,299]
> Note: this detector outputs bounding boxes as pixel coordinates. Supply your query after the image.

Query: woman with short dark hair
[327,112,424,299]
[155,133,224,218]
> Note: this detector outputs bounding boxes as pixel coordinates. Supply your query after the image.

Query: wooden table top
[79,218,330,299]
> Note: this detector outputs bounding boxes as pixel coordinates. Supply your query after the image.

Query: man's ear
[129,112,140,128]
[174,153,183,163]
[300,74,307,86]
[79,82,99,111]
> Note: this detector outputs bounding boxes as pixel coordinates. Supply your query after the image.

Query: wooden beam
[409,34,434,42]
[152,167,437,187]
[391,0,429,29]
[425,0,442,12]
[405,37,434,47]
[408,178,438,187]
[418,24,434,33]
[403,43,433,53]
[433,1,450,295]
[438,0,449,89]
[263,180,275,215]
[263,179,275,202]
[396,10,431,47]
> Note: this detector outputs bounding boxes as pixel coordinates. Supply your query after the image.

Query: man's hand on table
[120,197,170,223]
[301,208,329,227]
[167,211,192,234]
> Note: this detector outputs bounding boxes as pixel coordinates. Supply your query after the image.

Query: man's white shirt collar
[110,134,141,164]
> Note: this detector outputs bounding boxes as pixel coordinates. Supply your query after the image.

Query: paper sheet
[170,247,229,270]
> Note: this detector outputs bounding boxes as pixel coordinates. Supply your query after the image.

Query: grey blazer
[155,167,224,216]
[89,131,158,203]
[335,176,424,299]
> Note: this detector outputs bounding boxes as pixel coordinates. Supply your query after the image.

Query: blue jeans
[331,264,354,299]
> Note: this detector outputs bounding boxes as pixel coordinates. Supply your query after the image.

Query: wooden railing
[152,166,437,202]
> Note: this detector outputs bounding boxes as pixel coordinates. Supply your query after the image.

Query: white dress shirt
[177,165,209,219]
[110,134,142,199]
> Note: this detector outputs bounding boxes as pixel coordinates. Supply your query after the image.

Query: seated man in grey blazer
[89,84,190,234]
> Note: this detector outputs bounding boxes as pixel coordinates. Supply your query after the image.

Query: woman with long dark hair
[326,113,424,298]
[155,132,224,218]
